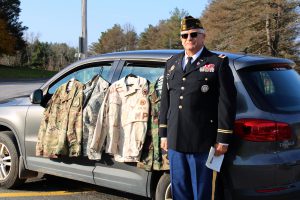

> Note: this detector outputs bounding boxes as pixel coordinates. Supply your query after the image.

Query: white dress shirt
[181,47,204,71]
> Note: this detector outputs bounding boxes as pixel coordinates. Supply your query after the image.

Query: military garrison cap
[181,16,204,32]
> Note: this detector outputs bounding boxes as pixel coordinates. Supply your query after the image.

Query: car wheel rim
[165,183,172,200]
[0,143,11,181]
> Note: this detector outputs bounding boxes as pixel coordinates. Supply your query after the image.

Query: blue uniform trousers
[168,149,214,200]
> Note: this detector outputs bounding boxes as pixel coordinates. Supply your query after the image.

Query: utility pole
[81,0,88,58]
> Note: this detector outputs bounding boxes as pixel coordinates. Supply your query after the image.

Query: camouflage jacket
[36,79,83,158]
[83,75,109,160]
[82,75,100,109]
[138,76,170,171]
[90,76,149,162]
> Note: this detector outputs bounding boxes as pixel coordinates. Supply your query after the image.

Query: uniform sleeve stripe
[159,124,167,128]
[217,129,233,134]
[218,130,233,134]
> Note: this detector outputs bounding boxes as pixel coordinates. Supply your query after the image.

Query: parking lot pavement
[0,175,149,200]
[0,80,45,101]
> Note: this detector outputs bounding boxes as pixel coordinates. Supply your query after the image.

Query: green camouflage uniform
[138,76,169,171]
[36,79,83,158]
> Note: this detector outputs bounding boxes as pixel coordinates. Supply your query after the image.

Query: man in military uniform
[159,16,236,200]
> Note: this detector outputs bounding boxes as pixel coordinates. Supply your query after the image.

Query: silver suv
[0,50,300,200]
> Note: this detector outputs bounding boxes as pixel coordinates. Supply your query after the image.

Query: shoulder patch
[218,54,226,59]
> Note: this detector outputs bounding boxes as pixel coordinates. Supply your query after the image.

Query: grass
[0,65,57,80]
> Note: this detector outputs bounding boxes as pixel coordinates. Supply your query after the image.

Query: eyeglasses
[181,32,201,39]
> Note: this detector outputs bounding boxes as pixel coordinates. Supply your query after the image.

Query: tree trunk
[273,1,282,57]
[265,13,274,55]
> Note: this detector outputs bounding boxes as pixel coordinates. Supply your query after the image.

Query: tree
[91,8,188,52]
[138,8,188,50]
[0,37,77,71]
[90,24,125,54]
[0,0,27,56]
[30,40,50,68]
[159,8,188,49]
[123,23,138,51]
[0,18,16,55]
[90,23,139,54]
[138,25,160,49]
[201,0,300,61]
[50,43,76,71]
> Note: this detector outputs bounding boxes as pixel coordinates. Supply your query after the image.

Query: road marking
[0,190,92,197]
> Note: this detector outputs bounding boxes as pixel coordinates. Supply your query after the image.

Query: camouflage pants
[137,126,169,171]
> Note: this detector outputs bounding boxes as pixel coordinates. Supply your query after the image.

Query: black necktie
[184,57,192,73]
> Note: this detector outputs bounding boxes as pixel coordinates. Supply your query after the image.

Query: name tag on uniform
[199,64,215,72]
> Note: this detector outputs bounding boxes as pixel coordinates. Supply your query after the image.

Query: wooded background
[0,0,299,71]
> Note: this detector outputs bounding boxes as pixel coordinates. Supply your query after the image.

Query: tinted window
[239,65,300,113]
[120,62,165,83]
[48,63,112,94]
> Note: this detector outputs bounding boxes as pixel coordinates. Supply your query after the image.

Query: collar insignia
[170,65,175,72]
[170,65,175,71]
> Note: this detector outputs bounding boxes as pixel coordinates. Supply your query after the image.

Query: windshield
[238,65,300,113]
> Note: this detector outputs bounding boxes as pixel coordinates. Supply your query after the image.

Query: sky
[19,0,209,48]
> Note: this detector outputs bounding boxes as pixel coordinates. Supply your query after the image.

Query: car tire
[155,173,172,200]
[0,131,25,188]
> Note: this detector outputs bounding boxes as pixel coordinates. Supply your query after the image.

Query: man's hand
[214,143,228,156]
[160,138,168,152]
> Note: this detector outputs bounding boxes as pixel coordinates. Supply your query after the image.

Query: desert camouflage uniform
[138,76,170,171]
[90,76,149,162]
[36,79,83,158]
[82,75,109,159]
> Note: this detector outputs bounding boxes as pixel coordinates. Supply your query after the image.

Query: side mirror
[30,89,43,104]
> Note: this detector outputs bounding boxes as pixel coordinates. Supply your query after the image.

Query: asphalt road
[0,175,148,200]
[0,79,150,200]
[0,79,46,101]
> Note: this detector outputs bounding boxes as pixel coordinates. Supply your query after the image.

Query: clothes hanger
[67,78,75,92]
[125,73,137,86]
[126,73,137,78]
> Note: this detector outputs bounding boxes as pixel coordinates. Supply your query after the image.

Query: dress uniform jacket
[36,79,84,157]
[90,75,149,162]
[82,75,109,159]
[159,47,236,153]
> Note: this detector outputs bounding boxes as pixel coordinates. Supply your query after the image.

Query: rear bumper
[224,151,300,200]
[232,181,300,200]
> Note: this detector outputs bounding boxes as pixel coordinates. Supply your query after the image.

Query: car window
[48,63,112,94]
[119,62,165,83]
[238,65,300,113]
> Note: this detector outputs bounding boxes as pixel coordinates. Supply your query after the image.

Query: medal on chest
[201,85,209,93]
[199,64,215,72]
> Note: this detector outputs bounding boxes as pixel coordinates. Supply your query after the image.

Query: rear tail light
[234,119,292,142]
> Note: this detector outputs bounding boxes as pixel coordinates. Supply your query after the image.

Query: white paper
[205,146,224,172]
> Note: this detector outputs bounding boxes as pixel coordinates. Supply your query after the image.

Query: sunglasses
[181,32,201,39]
